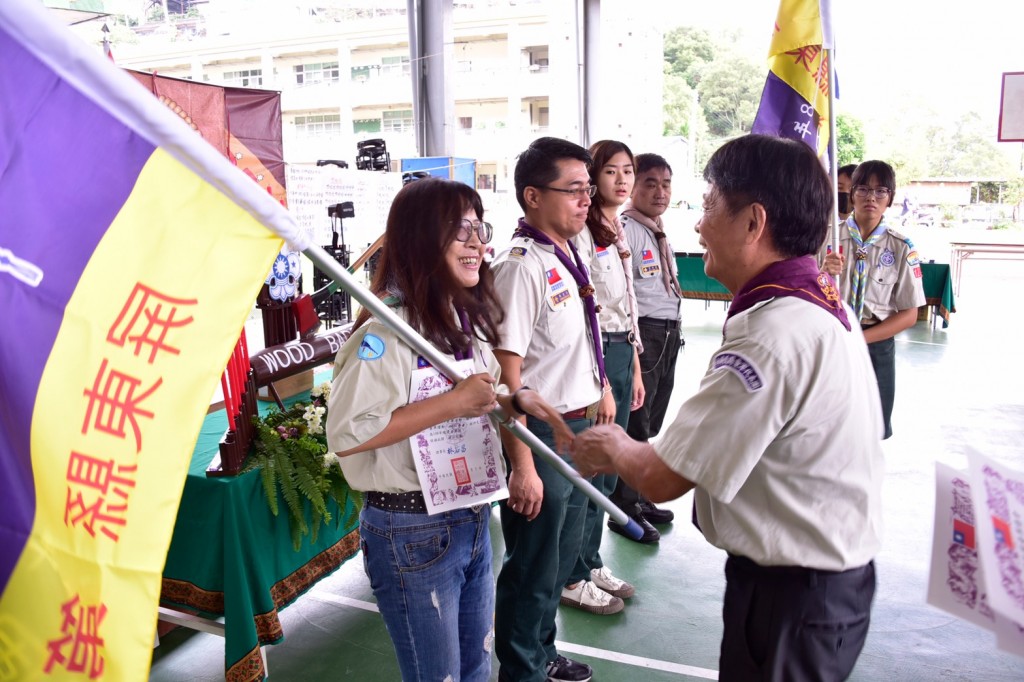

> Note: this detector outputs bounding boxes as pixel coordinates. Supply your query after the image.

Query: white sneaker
[559,580,624,615]
[590,566,635,599]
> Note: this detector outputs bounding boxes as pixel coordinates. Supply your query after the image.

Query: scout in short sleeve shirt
[326,309,503,493]
[491,235,602,413]
[836,223,926,321]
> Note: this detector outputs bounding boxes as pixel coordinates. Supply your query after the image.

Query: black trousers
[866,337,895,440]
[720,555,876,682]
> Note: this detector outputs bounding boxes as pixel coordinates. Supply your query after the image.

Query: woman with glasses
[558,139,643,616]
[326,177,571,681]
[823,160,925,439]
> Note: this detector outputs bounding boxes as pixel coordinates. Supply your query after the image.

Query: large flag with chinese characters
[751,0,834,158]
[0,1,305,679]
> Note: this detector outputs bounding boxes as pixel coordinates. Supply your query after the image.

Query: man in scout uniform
[611,152,681,542]
[491,136,614,682]
[575,134,884,681]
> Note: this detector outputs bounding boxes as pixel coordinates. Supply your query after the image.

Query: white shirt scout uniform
[622,215,681,322]
[491,235,602,414]
[326,307,503,493]
[574,227,631,335]
[655,297,884,571]
[835,221,926,323]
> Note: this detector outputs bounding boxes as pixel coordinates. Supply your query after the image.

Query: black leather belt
[365,490,428,513]
[601,331,635,344]
[638,317,679,330]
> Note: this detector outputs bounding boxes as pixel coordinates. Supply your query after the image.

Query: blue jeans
[361,503,494,682]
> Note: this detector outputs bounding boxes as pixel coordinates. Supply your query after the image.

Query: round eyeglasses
[852,186,891,200]
[538,185,598,200]
[456,219,493,244]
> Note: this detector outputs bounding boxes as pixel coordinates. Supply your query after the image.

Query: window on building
[351,65,371,81]
[458,117,473,130]
[380,56,410,77]
[536,106,549,128]
[294,114,341,138]
[382,109,413,133]
[295,61,340,85]
[222,69,262,87]
[354,119,382,133]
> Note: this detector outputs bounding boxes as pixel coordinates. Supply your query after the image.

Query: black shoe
[545,655,592,682]
[607,504,660,543]
[638,499,675,525]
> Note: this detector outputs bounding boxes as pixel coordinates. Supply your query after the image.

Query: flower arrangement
[244,381,361,550]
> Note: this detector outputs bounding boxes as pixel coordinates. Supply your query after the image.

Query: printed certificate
[407,358,507,514]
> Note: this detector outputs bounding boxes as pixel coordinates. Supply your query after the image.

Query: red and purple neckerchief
[726,255,850,333]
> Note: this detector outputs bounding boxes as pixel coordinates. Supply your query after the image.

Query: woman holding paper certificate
[326,177,571,682]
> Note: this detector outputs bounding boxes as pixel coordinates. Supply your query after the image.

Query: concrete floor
[151,254,1024,681]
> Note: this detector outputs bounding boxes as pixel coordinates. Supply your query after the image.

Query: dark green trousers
[495,415,593,682]
[568,339,634,582]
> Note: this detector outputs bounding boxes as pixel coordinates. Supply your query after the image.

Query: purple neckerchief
[726,256,850,333]
[514,218,606,384]
[454,307,473,361]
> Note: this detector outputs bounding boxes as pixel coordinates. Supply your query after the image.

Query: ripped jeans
[361,502,494,682]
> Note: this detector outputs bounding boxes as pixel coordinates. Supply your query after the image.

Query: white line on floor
[306,592,720,679]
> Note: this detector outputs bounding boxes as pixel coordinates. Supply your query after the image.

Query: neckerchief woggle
[847,217,888,320]
[514,218,607,385]
[726,255,850,333]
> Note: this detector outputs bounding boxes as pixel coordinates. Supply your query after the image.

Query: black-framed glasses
[853,186,891,200]
[537,185,598,200]
[456,219,493,244]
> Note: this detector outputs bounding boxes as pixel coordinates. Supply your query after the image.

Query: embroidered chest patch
[713,352,764,392]
[640,248,661,277]
[879,249,895,267]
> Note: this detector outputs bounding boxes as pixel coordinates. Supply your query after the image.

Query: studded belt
[365,490,428,513]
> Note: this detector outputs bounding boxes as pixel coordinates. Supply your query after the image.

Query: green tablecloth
[675,254,957,328]
[160,377,360,682]
[921,262,956,328]
[674,253,731,301]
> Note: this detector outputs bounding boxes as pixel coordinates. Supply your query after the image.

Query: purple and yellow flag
[0,1,306,679]
[751,0,834,158]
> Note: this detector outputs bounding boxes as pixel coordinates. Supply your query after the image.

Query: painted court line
[307,592,719,679]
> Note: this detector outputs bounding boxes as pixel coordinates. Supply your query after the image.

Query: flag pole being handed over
[304,243,645,541]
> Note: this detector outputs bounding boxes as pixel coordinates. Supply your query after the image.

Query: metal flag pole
[303,243,645,540]
[827,46,840,261]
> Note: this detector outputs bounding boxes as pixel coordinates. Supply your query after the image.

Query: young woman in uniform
[560,140,644,615]
[326,177,571,681]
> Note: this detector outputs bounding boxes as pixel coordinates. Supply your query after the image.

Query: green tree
[696,55,763,138]
[663,26,716,88]
[930,112,1014,178]
[663,73,695,137]
[835,113,865,166]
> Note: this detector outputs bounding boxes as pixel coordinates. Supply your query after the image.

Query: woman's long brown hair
[586,139,635,248]
[353,177,503,355]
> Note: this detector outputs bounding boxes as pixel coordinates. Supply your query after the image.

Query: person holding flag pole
[0,3,641,680]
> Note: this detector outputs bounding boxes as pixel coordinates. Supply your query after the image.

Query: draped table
[158,376,360,682]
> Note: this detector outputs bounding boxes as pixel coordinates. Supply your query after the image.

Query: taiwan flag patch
[546,268,562,285]
[953,518,975,549]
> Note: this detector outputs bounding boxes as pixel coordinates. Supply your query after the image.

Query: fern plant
[243,382,362,550]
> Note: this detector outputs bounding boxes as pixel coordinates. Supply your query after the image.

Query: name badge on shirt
[639,248,661,278]
[407,358,508,513]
